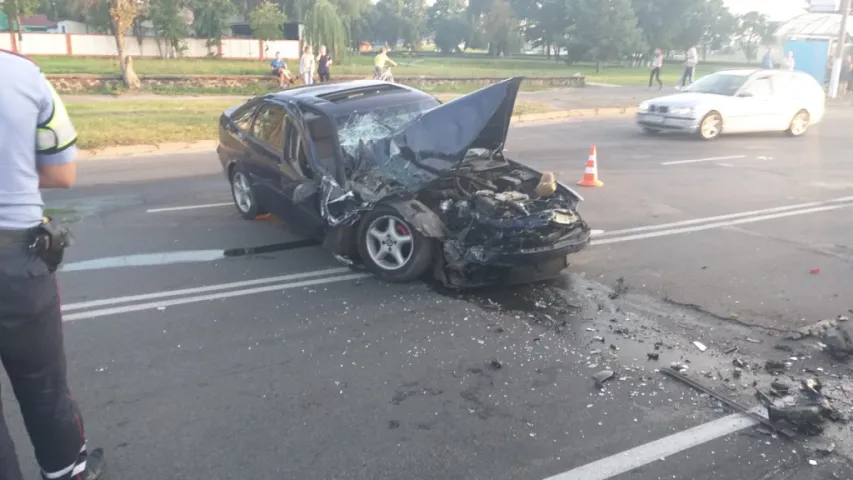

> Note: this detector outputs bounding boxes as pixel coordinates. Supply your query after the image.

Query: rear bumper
[636,112,699,133]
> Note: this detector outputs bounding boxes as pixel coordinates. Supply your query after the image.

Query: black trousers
[0,242,88,480]
[649,67,663,87]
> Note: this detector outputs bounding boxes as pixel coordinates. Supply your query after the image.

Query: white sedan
[636,69,826,140]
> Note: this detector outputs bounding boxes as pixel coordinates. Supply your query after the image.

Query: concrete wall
[0,32,301,60]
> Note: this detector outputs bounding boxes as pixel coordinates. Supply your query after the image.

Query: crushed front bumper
[437,223,591,288]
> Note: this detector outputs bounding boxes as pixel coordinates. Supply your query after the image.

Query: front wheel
[698,112,723,140]
[356,206,436,282]
[786,110,810,137]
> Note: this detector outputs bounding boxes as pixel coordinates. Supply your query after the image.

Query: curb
[78,107,638,160]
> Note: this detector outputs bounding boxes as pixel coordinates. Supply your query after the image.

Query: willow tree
[304,0,348,59]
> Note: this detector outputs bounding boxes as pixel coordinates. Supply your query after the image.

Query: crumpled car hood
[392,76,522,167]
[320,77,525,227]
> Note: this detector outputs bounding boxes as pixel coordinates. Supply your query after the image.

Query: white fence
[0,32,301,60]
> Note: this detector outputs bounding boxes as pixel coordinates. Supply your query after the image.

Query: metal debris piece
[838,315,850,322]
[746,337,762,344]
[592,370,614,388]
[610,344,619,351]
[660,367,795,438]
[822,326,853,360]
[771,380,790,393]
[813,442,836,457]
[693,341,708,352]
[733,367,743,378]
[774,344,794,353]
[671,362,688,372]
[801,378,822,398]
[489,358,502,370]
[723,346,739,354]
[733,358,746,368]
[765,360,786,374]
[809,459,818,466]
[647,353,660,361]
[768,406,824,436]
[593,336,605,343]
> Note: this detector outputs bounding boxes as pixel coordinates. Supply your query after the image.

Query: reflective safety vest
[36,76,77,155]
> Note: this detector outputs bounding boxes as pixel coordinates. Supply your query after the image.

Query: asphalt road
[4,110,853,479]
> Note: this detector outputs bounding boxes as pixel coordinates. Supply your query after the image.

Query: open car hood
[391,77,523,168]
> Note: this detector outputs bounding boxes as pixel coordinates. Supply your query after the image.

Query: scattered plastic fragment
[647,353,660,361]
[733,367,743,378]
[693,341,707,352]
[809,269,820,275]
[765,360,786,374]
[746,337,762,344]
[592,370,614,388]
[489,358,502,370]
[809,459,818,466]
[733,358,746,368]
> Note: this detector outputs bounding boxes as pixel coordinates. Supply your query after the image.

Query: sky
[723,0,810,21]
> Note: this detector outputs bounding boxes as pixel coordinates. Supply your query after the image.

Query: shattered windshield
[335,99,439,157]
[683,73,748,96]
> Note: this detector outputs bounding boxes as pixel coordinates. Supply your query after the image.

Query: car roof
[264,80,439,118]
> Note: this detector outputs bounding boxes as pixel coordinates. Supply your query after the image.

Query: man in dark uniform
[0,49,105,480]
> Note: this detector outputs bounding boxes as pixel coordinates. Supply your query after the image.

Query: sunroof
[318,84,405,103]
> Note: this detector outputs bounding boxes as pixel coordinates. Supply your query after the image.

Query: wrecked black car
[216,77,591,288]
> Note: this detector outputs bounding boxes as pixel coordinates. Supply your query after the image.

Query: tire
[229,166,266,220]
[786,110,810,137]
[356,205,436,283]
[698,111,723,140]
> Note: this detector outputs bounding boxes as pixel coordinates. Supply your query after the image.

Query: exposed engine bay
[415,159,583,253]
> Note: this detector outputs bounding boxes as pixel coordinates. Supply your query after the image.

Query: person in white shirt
[678,46,698,89]
[781,51,795,72]
[648,48,663,90]
[299,45,316,85]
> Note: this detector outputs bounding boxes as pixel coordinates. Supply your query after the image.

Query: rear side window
[252,103,287,152]
[232,103,258,131]
[747,77,773,97]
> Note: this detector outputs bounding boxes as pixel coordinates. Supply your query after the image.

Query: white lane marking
[146,202,232,213]
[661,155,746,166]
[593,202,853,246]
[62,250,226,272]
[595,195,853,238]
[543,413,758,480]
[63,272,370,322]
[62,267,352,312]
[590,229,606,237]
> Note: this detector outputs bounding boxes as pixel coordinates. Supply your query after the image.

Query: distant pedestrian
[649,48,663,90]
[761,48,774,69]
[678,46,698,88]
[317,45,332,83]
[300,45,315,85]
[781,51,795,71]
[270,51,293,88]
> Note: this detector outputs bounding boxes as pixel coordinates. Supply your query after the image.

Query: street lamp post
[828,0,852,97]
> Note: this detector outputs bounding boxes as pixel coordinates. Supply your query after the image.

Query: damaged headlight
[551,210,578,225]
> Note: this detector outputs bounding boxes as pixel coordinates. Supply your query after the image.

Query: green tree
[427,0,465,29]
[483,0,517,56]
[519,0,570,58]
[736,11,773,62]
[249,0,286,40]
[373,0,404,47]
[401,0,426,49]
[148,0,190,57]
[433,14,469,52]
[304,0,348,57]
[632,0,696,53]
[79,0,145,88]
[563,0,645,71]
[191,0,237,53]
[2,0,40,41]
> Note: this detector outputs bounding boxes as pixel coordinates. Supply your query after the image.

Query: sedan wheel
[230,169,264,220]
[786,110,810,137]
[699,112,722,140]
[356,206,436,282]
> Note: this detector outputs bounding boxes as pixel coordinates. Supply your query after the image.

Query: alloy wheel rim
[702,115,721,138]
[232,172,252,213]
[365,215,414,271]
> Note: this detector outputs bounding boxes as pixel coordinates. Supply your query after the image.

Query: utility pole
[829,0,852,97]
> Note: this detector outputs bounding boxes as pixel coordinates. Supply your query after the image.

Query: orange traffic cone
[577,145,603,188]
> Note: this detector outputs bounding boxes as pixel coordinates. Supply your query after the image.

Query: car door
[280,114,326,237]
[243,102,288,217]
[769,74,800,130]
[218,101,259,171]
[729,75,777,132]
